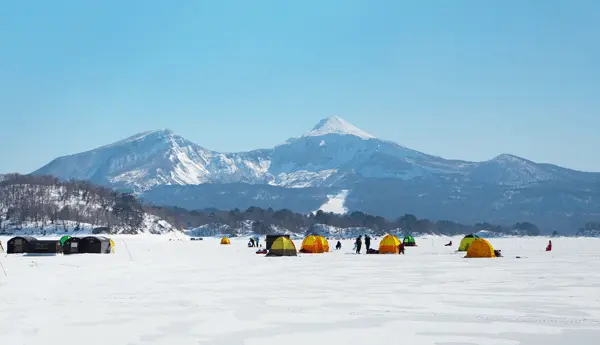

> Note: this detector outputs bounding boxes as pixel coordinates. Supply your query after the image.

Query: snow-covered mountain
[33,129,272,191]
[32,116,600,233]
[36,116,592,190]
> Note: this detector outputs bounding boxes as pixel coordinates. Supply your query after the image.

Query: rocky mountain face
[33,116,600,233]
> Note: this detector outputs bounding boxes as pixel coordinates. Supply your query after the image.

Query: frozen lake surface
[1,235,599,345]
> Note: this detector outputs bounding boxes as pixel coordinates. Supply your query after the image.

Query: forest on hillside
[0,174,145,233]
[0,174,541,236]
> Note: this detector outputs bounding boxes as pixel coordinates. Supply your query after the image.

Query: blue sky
[1,0,598,173]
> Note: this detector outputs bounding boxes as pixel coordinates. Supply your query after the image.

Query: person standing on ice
[355,236,362,254]
[398,241,405,254]
[546,240,552,251]
[364,235,371,251]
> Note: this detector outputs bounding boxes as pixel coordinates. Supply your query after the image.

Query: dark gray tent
[62,237,82,254]
[265,234,290,250]
[7,236,37,254]
[79,236,112,254]
[26,240,62,254]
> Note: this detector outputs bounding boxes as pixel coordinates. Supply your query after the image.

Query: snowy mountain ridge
[33,116,596,192]
[31,117,600,233]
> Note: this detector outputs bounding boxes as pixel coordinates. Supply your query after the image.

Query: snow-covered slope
[34,129,271,191]
[36,117,595,192]
[0,175,178,235]
[31,116,600,233]
[316,190,350,214]
[0,214,176,236]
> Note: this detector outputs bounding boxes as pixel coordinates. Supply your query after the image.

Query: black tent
[79,236,112,254]
[62,237,82,254]
[265,234,290,250]
[7,236,37,254]
[26,240,62,254]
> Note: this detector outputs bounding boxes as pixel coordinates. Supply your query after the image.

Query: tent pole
[123,240,133,262]
[0,260,7,276]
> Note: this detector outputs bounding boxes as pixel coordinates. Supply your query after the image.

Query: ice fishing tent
[60,235,71,246]
[301,235,326,253]
[6,236,37,254]
[220,237,231,245]
[62,237,81,254]
[465,238,496,258]
[378,234,401,254]
[403,235,416,246]
[319,236,330,252]
[26,240,62,254]
[266,234,290,250]
[458,234,479,251]
[266,236,297,257]
[79,236,112,254]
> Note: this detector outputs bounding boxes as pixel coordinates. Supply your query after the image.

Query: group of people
[247,237,260,247]
[352,235,405,254]
[353,235,370,254]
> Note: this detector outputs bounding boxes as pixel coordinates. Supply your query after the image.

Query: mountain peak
[304,116,375,139]
[113,129,174,145]
[490,153,529,164]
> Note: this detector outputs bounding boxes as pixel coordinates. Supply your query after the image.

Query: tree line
[0,173,541,236]
[146,205,541,236]
[0,174,144,233]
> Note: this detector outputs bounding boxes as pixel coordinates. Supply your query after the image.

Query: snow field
[1,236,599,345]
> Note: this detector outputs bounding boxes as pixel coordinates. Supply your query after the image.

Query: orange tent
[301,235,325,253]
[220,237,231,245]
[465,238,495,258]
[317,236,329,252]
[378,234,401,254]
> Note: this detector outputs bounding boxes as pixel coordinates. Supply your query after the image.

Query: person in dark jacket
[335,241,342,250]
[365,235,371,251]
[355,236,362,254]
[398,242,405,254]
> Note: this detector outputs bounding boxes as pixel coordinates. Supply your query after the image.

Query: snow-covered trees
[0,174,144,232]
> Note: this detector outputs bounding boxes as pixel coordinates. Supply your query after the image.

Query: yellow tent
[301,235,325,253]
[266,236,297,256]
[465,238,495,258]
[109,239,115,253]
[220,237,231,245]
[378,234,401,254]
[458,234,479,251]
[318,236,330,252]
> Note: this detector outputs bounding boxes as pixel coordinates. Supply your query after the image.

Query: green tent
[403,235,416,246]
[59,235,71,246]
[458,234,479,251]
